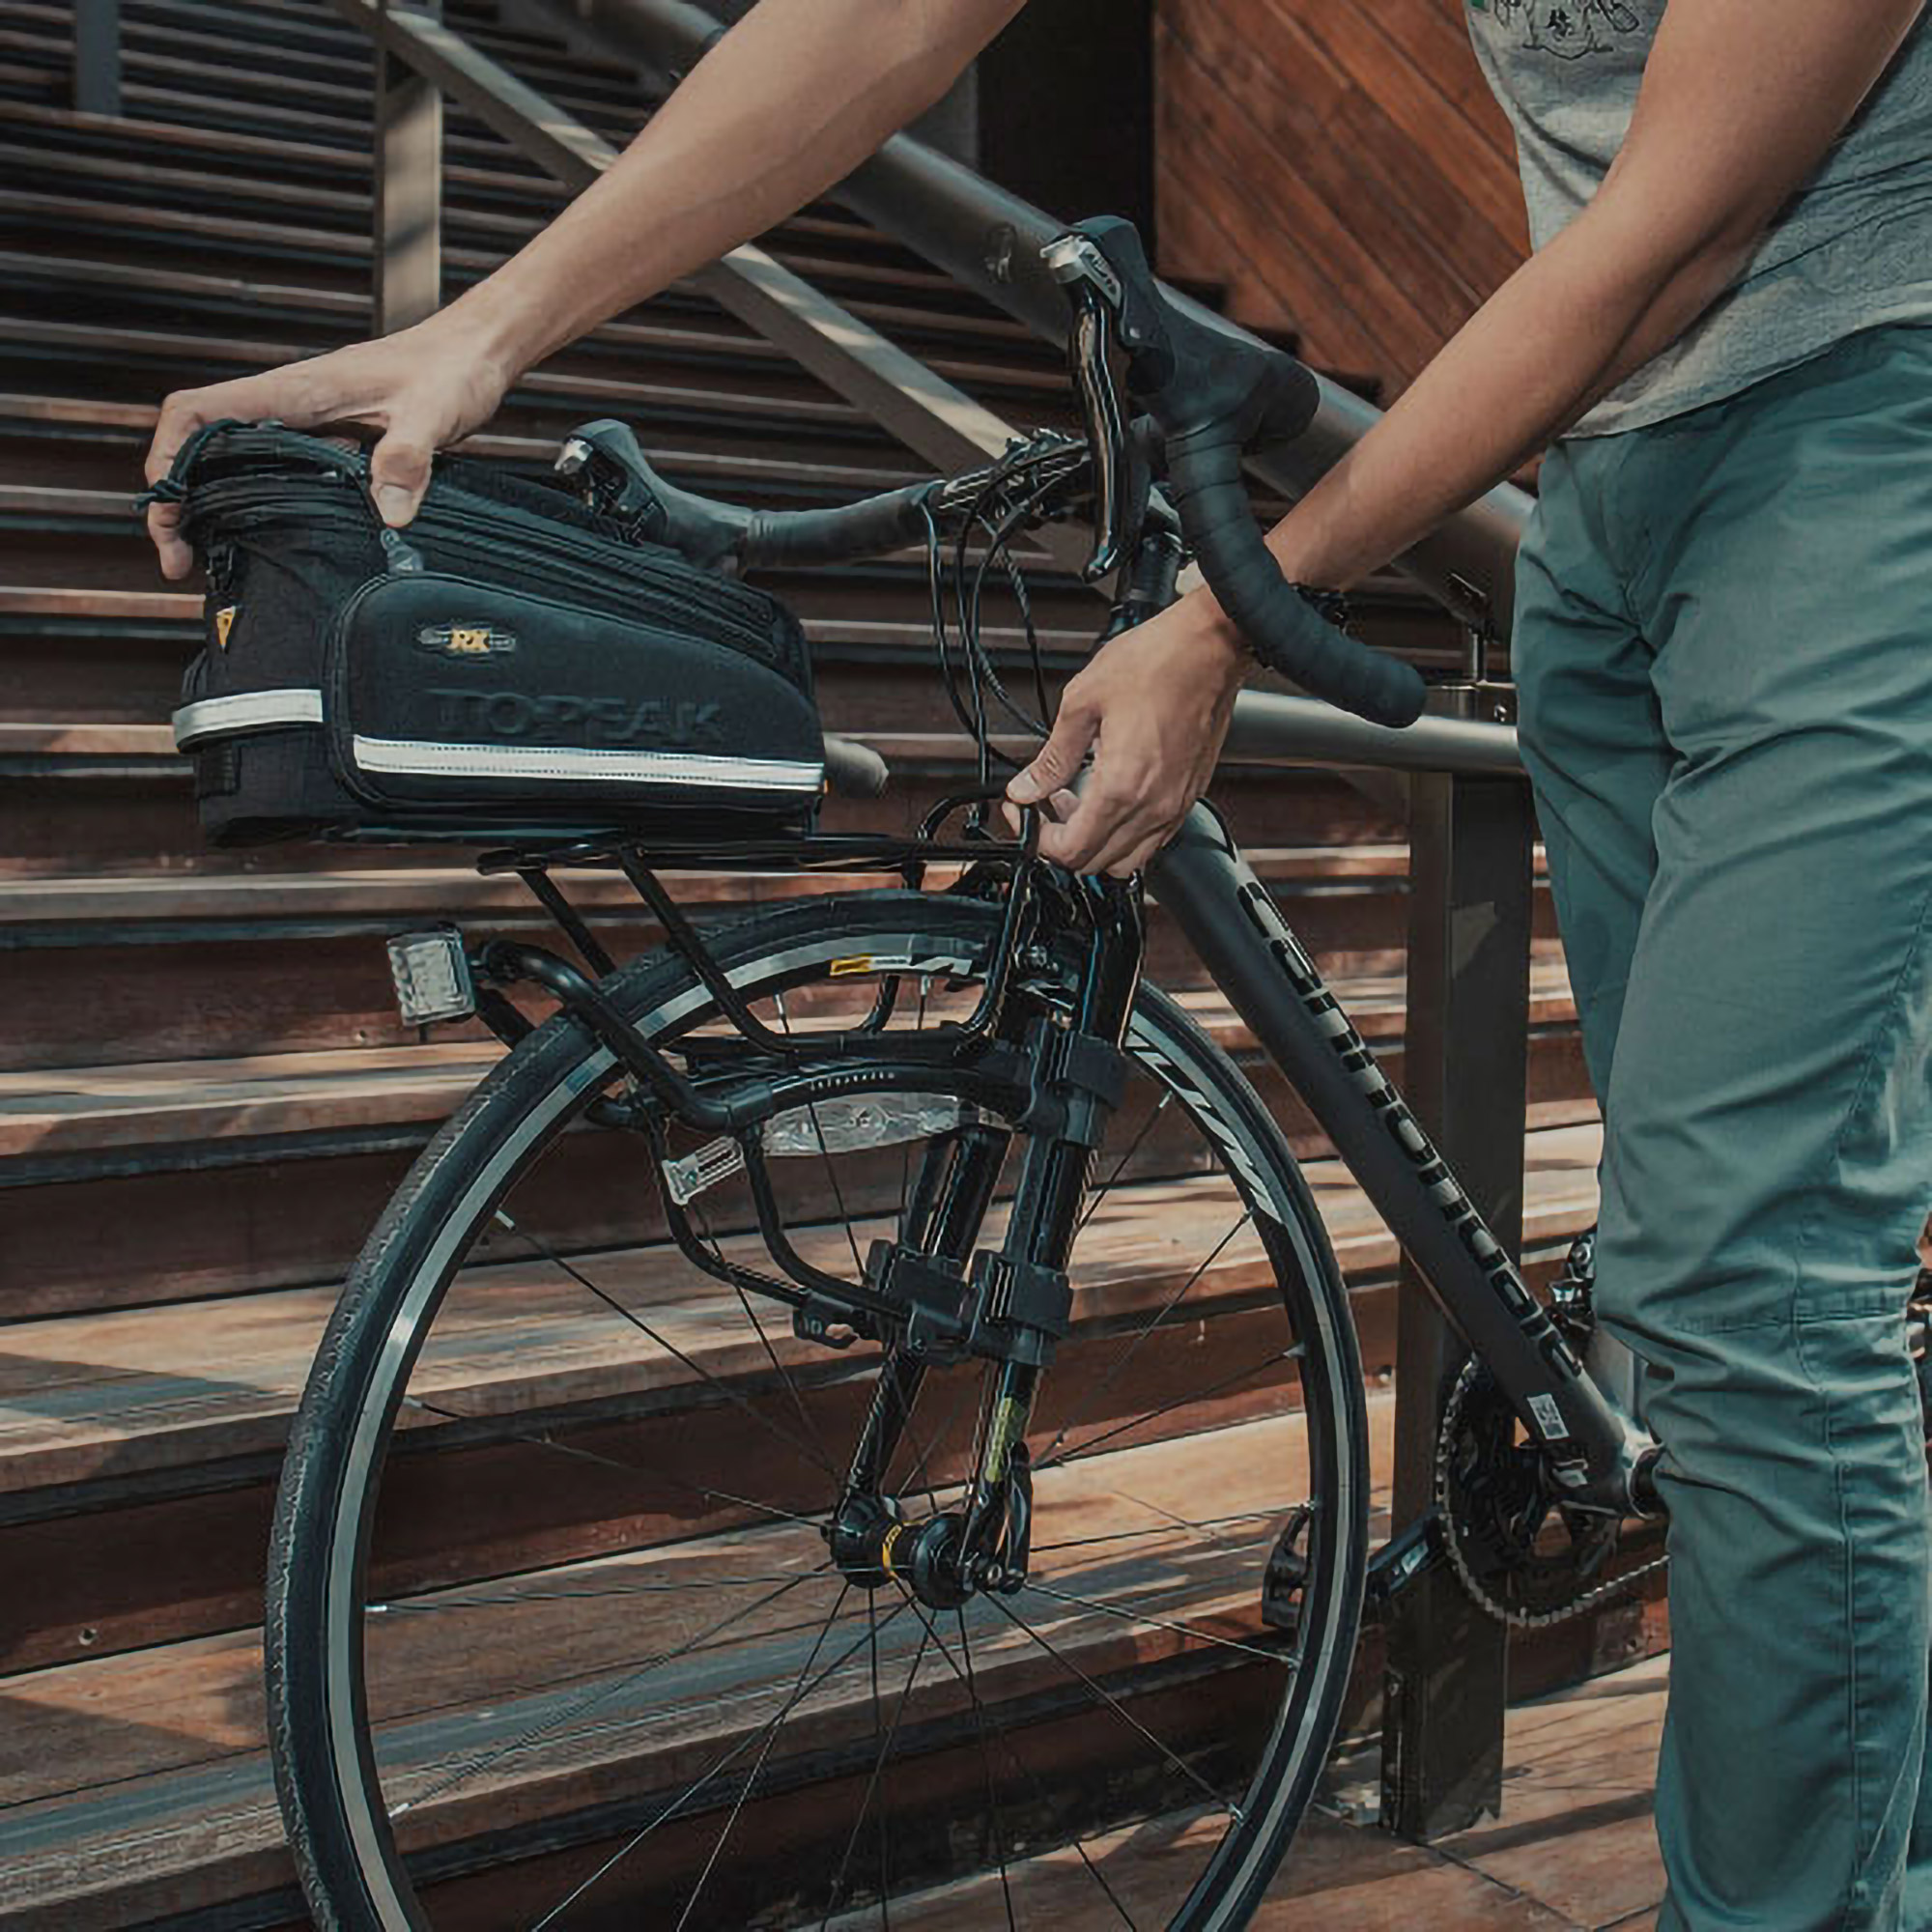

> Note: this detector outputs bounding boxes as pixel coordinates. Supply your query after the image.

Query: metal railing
[74,0,1553,1844]
[498,0,1533,651]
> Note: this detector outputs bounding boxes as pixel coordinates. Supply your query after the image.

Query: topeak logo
[416,621,519,658]
[428,689,728,748]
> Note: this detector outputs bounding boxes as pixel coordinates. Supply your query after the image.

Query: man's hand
[1004,604,1247,877]
[142,316,511,579]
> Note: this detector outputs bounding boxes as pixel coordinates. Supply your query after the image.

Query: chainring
[1435,1352,1631,1629]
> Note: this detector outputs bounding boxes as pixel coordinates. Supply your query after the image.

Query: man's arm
[1014,0,1929,874]
[1227,0,1928,602]
[145,0,1024,573]
[453,0,1024,378]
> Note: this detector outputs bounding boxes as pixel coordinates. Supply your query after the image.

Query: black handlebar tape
[821,733,890,799]
[740,483,935,573]
[1165,423,1427,729]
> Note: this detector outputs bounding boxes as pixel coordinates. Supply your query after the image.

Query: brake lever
[1044,236,1134,582]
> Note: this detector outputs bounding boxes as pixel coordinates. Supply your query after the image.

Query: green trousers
[1513,320,1932,1930]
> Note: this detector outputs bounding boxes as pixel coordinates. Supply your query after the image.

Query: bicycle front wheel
[268,888,1371,1930]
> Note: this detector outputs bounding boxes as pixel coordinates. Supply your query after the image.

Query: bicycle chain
[1434,1350,1669,1631]
[1437,1264,1932,1629]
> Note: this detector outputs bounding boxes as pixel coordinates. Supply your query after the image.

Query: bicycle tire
[267,888,1371,1930]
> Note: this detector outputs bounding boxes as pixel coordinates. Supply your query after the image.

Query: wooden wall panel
[1155,0,1531,401]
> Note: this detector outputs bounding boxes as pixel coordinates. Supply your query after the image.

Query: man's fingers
[369,422,436,527]
[146,501,197,582]
[999,785,1079,837]
[1036,780,1141,872]
[145,389,213,488]
[1006,696,1097,808]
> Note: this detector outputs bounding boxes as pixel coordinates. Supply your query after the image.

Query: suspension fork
[834,875,1147,1586]
[955,874,1145,1559]
[838,1120,1010,1510]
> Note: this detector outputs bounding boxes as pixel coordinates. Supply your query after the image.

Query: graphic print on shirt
[1480,0,1642,61]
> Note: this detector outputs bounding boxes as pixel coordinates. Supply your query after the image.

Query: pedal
[385,926,476,1027]
[1261,1503,1315,1634]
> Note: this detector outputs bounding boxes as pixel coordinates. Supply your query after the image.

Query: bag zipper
[184,473,785,667]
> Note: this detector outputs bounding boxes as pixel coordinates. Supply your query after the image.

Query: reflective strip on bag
[350,735,826,794]
[172,687,326,750]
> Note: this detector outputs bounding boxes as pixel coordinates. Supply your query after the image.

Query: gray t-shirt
[1464,0,1932,437]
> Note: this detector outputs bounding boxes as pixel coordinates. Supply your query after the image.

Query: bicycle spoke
[689,1181,837,1474]
[1037,1343,1306,1473]
[817,1602,929,1930]
[983,1594,1231,1815]
[1115,1492,1250,1557]
[400,1392,829,1534]
[1019,1580,1299,1666]
[496,1208,838,1479]
[1030,1509,1285,1556]
[530,1588,909,1931]
[956,1605,1018,1932]
[671,1585,856,1932]
[888,1366,985,1523]
[1035,1209,1253,1469]
[772,988,870,1283]
[368,1573,834,1613]
[1074,1089,1172,1237]
[397,1564,835,1817]
[888,1586,1139,1931]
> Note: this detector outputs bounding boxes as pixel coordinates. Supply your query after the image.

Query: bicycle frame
[1149,803,1658,1520]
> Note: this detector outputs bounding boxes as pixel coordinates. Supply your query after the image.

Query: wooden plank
[0,1406,1391,1923]
[0,1400,1669,1928]
[0,1123,1605,1496]
[0,947,1569,1151]
[1152,0,1532,409]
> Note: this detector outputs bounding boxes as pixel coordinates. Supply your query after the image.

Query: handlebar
[1046,217,1426,730]
[557,419,936,576]
[554,213,1427,730]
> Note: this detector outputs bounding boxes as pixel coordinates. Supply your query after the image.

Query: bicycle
[264,216,1664,1930]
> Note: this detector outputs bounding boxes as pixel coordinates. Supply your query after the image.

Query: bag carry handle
[139,418,428,574]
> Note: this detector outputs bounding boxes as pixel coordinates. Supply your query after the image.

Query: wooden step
[0,1118,1604,1676]
[11,0,652,108]
[0,1361,1661,1931]
[0,949,1577,1158]
[0,14,668,141]
[0,391,941,499]
[0,951,1588,1321]
[0,834,1542,1068]
[0,242,1053,373]
[1,1403,1406,1930]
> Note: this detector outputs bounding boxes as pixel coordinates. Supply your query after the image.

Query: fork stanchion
[1378,731,1535,1838]
[374,0,444,335]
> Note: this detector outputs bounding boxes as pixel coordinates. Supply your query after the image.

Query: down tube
[1148,804,1638,1505]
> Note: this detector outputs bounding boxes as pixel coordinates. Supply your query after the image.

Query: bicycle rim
[267,890,1370,1930]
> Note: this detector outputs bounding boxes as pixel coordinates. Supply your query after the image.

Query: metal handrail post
[73,0,122,116]
[374,0,443,334]
[1378,749,1535,1838]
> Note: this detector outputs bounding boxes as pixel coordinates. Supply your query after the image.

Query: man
[145,4,1932,1919]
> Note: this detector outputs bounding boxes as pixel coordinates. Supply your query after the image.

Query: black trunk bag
[156,422,824,847]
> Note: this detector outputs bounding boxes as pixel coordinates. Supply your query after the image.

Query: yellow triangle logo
[214,605,239,650]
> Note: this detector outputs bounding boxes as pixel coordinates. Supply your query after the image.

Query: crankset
[1436,1229,1655,1628]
